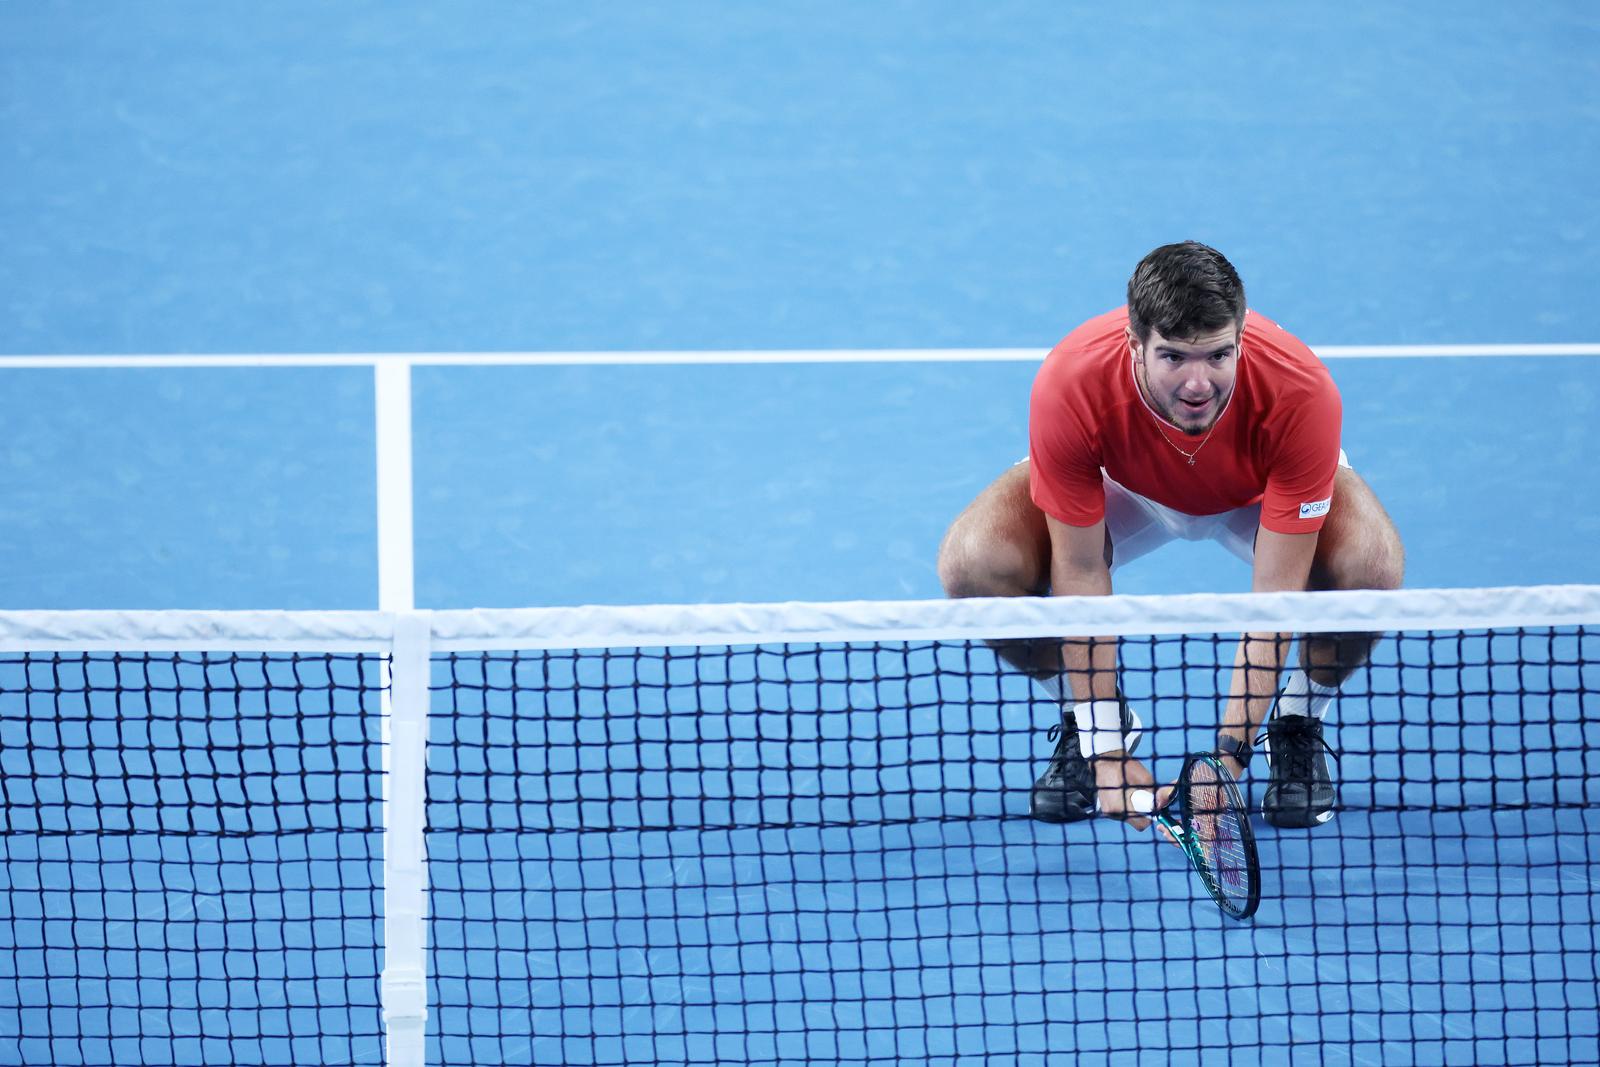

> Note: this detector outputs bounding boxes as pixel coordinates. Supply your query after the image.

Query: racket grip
[1128,790,1155,816]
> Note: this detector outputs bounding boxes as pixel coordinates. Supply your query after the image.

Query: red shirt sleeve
[1259,380,1342,534]
[1028,363,1105,526]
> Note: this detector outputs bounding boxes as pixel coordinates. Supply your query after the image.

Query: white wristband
[1128,790,1155,816]
[1075,699,1142,758]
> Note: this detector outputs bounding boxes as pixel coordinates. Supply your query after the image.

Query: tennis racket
[1131,752,1260,920]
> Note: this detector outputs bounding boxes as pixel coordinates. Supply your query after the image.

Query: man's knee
[1314,471,1405,592]
[1316,518,1405,592]
[1367,529,1405,590]
[938,464,1050,599]
[1352,508,1405,590]
[937,529,1041,599]
[937,509,1049,598]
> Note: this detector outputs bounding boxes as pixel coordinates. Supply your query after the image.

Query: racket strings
[1187,768,1253,903]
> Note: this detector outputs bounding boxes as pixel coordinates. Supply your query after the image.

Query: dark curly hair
[1126,241,1246,344]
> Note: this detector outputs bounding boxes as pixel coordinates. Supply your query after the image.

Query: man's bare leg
[936,460,1112,685]
[1298,466,1406,698]
[937,461,1132,822]
[1260,466,1405,826]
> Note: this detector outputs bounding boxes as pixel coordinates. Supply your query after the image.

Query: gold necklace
[1154,419,1217,466]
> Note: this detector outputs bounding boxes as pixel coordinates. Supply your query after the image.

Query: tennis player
[937,241,1404,831]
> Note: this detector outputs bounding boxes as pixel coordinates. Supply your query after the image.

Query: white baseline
[1,343,1599,369]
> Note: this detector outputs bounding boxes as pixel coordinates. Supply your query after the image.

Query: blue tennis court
[3,4,1599,1065]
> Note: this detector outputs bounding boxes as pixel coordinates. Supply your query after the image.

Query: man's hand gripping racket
[1129,753,1262,920]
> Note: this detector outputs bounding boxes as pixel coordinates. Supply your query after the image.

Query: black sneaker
[1029,711,1097,823]
[1262,714,1337,827]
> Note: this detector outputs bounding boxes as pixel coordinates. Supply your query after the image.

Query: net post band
[382,611,432,1067]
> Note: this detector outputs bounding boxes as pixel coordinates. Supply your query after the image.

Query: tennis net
[2,587,1598,1066]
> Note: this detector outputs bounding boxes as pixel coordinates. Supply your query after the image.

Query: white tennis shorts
[1096,450,1350,575]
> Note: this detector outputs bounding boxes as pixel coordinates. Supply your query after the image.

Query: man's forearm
[1217,525,1320,776]
[1052,564,1119,705]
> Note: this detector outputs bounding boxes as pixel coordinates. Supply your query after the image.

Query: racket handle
[1128,790,1156,816]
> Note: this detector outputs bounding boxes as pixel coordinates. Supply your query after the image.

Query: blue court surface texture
[2,4,1599,1066]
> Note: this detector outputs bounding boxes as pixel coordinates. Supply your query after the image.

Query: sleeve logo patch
[1299,498,1331,519]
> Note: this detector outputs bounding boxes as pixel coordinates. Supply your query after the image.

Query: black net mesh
[2,622,1596,1066]
[0,652,386,1066]
[427,627,1600,1066]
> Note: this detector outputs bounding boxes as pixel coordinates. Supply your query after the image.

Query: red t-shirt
[1029,307,1341,535]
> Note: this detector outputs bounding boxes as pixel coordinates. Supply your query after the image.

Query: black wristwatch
[1216,733,1254,770]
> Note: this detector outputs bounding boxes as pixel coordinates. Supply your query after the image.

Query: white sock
[1275,668,1339,720]
[1308,676,1338,719]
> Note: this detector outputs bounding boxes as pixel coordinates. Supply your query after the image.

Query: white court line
[373,361,415,614]
[1,342,1599,368]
